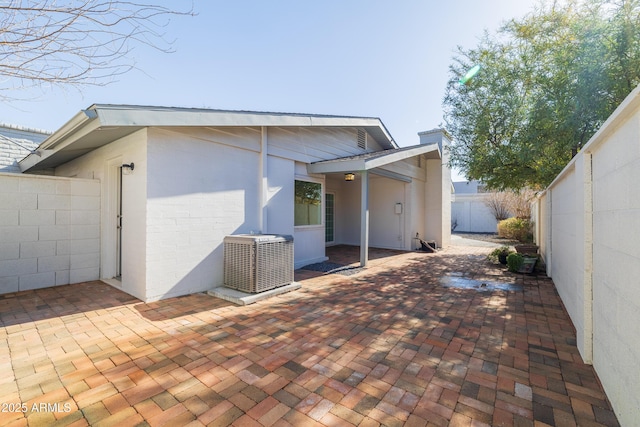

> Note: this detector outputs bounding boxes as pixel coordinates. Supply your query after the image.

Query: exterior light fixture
[122,163,135,175]
[344,173,355,181]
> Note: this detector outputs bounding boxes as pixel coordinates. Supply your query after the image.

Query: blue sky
[1,1,538,161]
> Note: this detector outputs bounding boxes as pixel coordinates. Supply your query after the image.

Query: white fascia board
[92,105,396,148]
[307,158,367,174]
[309,116,380,127]
[18,149,55,172]
[38,109,98,149]
[93,105,383,129]
[94,107,313,127]
[19,110,100,171]
[308,143,440,174]
[366,143,439,169]
[86,105,396,150]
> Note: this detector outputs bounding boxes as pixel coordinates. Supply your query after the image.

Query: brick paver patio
[0,244,619,426]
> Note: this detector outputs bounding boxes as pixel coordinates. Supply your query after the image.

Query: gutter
[40,109,98,150]
[19,109,99,172]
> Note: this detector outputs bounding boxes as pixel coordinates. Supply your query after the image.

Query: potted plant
[507,252,538,274]
[488,246,513,265]
[506,253,523,273]
[520,255,538,273]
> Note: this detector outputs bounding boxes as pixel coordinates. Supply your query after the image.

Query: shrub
[497,217,533,242]
[506,253,524,273]
[487,246,513,264]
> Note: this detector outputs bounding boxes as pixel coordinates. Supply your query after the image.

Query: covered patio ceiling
[307,143,441,267]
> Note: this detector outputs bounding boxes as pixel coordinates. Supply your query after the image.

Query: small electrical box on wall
[395,203,403,214]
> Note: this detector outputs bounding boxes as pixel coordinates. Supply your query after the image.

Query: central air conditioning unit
[223,234,294,293]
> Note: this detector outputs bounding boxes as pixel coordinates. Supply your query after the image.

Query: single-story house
[18,105,452,302]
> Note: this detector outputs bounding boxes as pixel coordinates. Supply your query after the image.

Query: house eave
[92,105,397,149]
[19,105,398,172]
[307,143,440,175]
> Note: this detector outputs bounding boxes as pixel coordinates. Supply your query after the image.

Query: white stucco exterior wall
[0,173,100,294]
[406,176,426,251]
[145,127,262,300]
[420,130,452,247]
[266,155,295,236]
[54,130,148,301]
[369,176,407,250]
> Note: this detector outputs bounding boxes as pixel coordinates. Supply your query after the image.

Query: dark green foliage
[507,253,524,273]
[488,246,513,264]
[294,180,321,204]
[444,0,640,190]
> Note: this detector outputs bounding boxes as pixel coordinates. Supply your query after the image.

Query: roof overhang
[307,142,441,176]
[20,104,398,172]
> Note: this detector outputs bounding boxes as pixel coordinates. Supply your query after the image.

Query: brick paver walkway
[0,244,619,426]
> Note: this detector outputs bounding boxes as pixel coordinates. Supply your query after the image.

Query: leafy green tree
[444,0,640,190]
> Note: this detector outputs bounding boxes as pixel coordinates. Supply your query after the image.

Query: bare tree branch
[0,1,195,97]
[484,191,512,221]
[484,187,537,222]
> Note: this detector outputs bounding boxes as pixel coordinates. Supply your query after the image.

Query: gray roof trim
[0,123,52,135]
[89,105,397,149]
[307,143,440,174]
[20,104,398,172]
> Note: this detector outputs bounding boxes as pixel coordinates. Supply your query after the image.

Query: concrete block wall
[0,173,100,294]
[451,193,500,233]
[534,85,640,426]
[145,128,262,300]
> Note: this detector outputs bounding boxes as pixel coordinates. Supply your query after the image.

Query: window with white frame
[294,180,322,226]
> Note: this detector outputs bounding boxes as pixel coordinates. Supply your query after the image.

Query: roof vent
[357,129,367,150]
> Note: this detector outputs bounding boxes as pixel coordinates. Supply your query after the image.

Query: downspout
[259,127,268,233]
[582,152,594,364]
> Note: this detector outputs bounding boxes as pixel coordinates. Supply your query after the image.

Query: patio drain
[440,274,522,292]
[301,261,364,276]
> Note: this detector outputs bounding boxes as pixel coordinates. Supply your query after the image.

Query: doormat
[301,261,364,276]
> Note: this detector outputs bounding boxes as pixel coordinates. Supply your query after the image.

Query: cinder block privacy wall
[534,85,640,426]
[0,173,100,293]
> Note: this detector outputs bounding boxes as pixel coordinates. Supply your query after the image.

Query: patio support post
[259,126,268,233]
[360,170,369,267]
